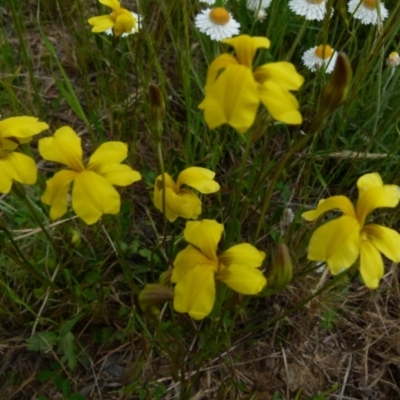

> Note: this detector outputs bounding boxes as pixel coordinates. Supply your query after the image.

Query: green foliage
[1,0,400,398]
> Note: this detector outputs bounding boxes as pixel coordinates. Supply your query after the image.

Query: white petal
[194,9,240,42]
[348,0,388,25]
[288,0,332,21]
[301,46,338,73]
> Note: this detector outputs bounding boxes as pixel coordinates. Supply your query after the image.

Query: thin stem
[225,130,255,245]
[253,130,315,242]
[157,140,167,248]
[24,198,58,256]
[9,0,41,110]
[0,225,58,289]
[285,19,308,61]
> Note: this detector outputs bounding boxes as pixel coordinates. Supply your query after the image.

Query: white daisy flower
[289,0,332,21]
[348,0,388,25]
[302,44,338,73]
[195,8,240,41]
[246,0,272,11]
[200,0,216,4]
[105,12,141,37]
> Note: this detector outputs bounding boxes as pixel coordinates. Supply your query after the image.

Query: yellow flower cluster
[0,116,141,225]
[303,173,400,289]
[199,35,304,134]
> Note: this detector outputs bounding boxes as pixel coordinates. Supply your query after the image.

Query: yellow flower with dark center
[303,173,400,289]
[172,220,266,320]
[88,0,138,37]
[153,167,220,222]
[0,116,48,193]
[39,126,141,225]
[199,34,304,134]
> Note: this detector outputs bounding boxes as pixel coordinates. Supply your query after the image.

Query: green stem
[25,198,58,256]
[0,225,58,289]
[371,46,384,138]
[157,140,167,249]
[253,130,315,242]
[285,19,308,61]
[226,130,255,245]
[9,0,41,109]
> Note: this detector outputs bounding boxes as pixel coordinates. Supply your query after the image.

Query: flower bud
[319,52,352,118]
[148,84,165,141]
[159,269,172,286]
[387,51,400,68]
[138,284,173,321]
[11,182,27,199]
[266,243,293,294]
[69,228,81,245]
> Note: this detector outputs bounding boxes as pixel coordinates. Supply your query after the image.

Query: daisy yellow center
[209,7,230,25]
[315,45,334,59]
[306,0,324,4]
[362,0,376,9]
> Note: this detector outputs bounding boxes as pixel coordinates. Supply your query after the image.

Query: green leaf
[58,331,77,371]
[26,332,57,351]
[54,374,64,390]
[59,314,84,337]
[62,379,71,397]
[85,270,102,284]
[68,394,86,400]
[37,370,54,383]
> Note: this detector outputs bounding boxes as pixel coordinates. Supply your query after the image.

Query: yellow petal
[0,116,48,139]
[154,185,201,221]
[99,0,120,9]
[88,15,115,32]
[184,220,223,262]
[217,264,266,294]
[173,265,216,320]
[307,216,360,275]
[39,126,84,171]
[359,240,384,289]
[153,174,180,221]
[174,189,202,219]
[3,152,37,185]
[302,195,356,221]
[95,164,141,186]
[363,224,400,262]
[113,11,135,37]
[0,160,14,193]
[357,172,383,191]
[172,245,216,283]
[218,243,266,269]
[199,65,259,134]
[177,167,220,193]
[258,81,302,125]
[205,54,239,88]
[72,171,121,224]
[88,142,128,168]
[41,170,77,220]
[253,62,304,90]
[1,138,20,151]
[356,181,400,226]
[222,35,270,68]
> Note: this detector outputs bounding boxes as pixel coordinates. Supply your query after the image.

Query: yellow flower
[302,173,400,289]
[199,35,304,134]
[39,126,141,225]
[88,0,139,37]
[0,116,48,193]
[172,220,266,320]
[153,167,220,222]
